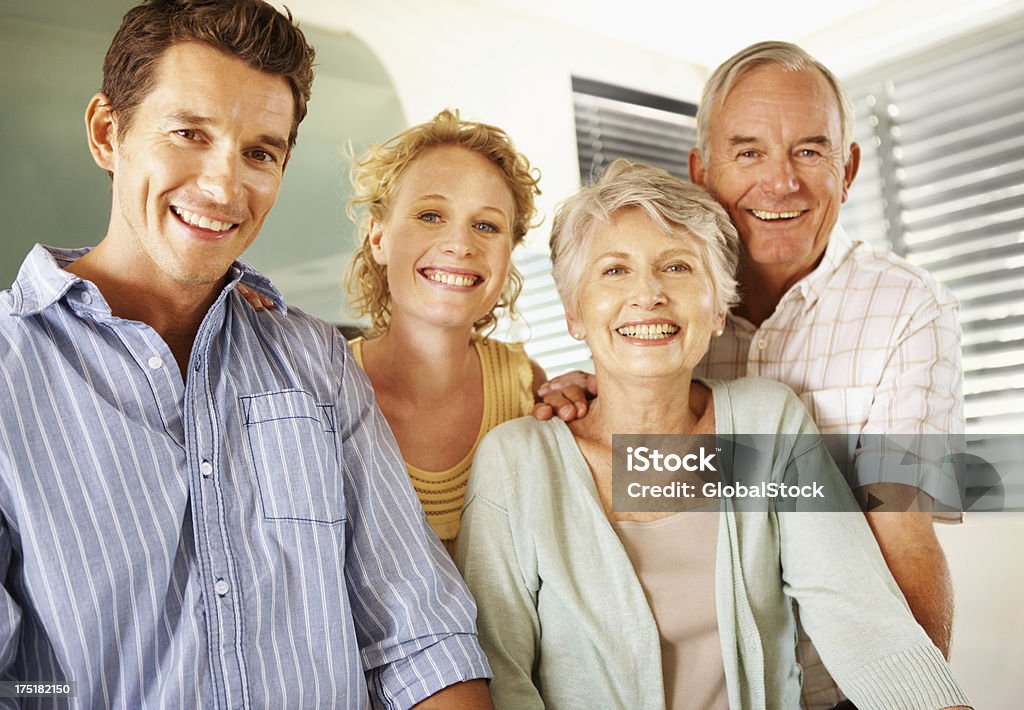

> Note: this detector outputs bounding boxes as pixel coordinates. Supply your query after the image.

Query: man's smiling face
[98,41,294,289]
[691,64,859,286]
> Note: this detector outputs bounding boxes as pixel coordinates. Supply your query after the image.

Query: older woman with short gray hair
[455,160,970,709]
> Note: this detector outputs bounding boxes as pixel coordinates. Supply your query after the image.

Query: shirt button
[757,339,768,350]
[200,461,213,478]
[214,579,230,596]
[147,356,164,370]
[80,292,93,305]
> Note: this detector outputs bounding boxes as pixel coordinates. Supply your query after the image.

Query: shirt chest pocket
[798,385,874,435]
[241,389,346,525]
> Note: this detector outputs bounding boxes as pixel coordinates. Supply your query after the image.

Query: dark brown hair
[102,0,315,147]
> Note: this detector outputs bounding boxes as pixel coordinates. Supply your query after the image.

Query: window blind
[573,76,697,184]
[842,14,1024,442]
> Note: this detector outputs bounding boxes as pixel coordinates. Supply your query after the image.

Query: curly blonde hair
[347,109,541,337]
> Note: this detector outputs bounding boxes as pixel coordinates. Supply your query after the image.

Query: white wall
[798,0,1024,76]
[938,514,1024,709]
[283,0,706,253]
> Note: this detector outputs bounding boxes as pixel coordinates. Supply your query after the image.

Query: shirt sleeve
[0,517,23,708]
[779,407,971,709]
[332,336,491,710]
[454,433,545,710]
[854,286,966,516]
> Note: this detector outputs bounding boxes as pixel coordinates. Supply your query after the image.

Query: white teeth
[616,323,680,339]
[427,270,478,287]
[751,209,802,220]
[173,207,234,232]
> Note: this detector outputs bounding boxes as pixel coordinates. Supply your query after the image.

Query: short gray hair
[695,41,855,163]
[549,159,740,318]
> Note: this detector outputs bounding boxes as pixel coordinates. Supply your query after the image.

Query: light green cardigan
[454,378,970,710]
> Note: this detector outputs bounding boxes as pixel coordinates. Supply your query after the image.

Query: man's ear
[368,218,387,266]
[841,142,861,202]
[85,93,117,173]
[689,147,707,187]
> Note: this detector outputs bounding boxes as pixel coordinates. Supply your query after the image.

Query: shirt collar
[8,245,87,317]
[794,224,855,310]
[8,244,288,317]
[724,224,854,330]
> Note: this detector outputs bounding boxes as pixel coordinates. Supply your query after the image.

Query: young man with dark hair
[0,2,492,707]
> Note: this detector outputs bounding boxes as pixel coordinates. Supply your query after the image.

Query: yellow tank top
[349,337,534,550]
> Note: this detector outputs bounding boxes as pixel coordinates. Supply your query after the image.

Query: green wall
[1,0,405,323]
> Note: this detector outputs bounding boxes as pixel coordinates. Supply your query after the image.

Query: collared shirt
[694,226,965,710]
[695,226,965,507]
[0,245,490,710]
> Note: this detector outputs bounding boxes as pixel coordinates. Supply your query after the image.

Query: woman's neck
[361,315,478,401]
[571,369,708,444]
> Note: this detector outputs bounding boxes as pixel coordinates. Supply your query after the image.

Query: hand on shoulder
[532,370,597,421]
[236,283,276,311]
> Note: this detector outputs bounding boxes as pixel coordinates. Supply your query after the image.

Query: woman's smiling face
[568,207,723,382]
[370,144,516,331]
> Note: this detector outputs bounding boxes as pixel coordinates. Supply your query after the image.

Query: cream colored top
[613,512,727,710]
[349,336,533,549]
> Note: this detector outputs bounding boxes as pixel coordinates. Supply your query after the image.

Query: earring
[714,329,723,337]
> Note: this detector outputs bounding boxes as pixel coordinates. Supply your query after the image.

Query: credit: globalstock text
[626,480,826,499]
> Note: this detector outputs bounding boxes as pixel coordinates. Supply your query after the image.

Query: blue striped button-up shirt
[0,245,490,709]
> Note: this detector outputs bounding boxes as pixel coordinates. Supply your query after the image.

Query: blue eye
[666,263,690,273]
[475,221,501,233]
[603,266,625,276]
[418,212,442,223]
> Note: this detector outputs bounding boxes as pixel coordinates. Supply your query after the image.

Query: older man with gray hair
[688,40,962,710]
[539,40,964,710]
